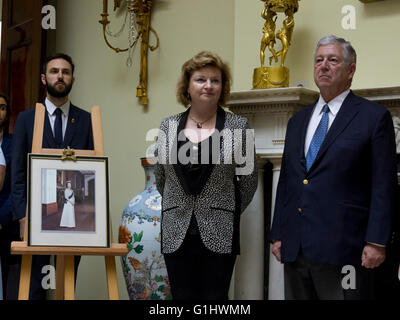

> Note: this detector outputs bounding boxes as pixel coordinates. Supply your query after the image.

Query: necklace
[189,111,217,128]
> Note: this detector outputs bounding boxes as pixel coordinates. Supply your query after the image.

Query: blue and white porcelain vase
[119,158,171,300]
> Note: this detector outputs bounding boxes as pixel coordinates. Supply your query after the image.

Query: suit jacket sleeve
[366,109,398,245]
[235,120,258,214]
[11,112,29,221]
[0,138,13,225]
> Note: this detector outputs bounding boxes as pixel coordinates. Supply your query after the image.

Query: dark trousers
[372,232,400,300]
[163,233,236,300]
[1,221,81,300]
[284,253,374,300]
[0,221,20,299]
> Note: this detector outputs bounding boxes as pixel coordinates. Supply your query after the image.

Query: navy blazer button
[303,179,309,185]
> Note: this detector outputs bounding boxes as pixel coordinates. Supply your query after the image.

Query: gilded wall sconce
[99,0,159,105]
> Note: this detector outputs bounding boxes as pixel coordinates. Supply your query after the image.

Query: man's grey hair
[314,35,357,66]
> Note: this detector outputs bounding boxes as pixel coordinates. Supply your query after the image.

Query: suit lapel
[299,105,314,171]
[171,108,190,194]
[63,103,80,148]
[309,91,361,172]
[42,107,57,148]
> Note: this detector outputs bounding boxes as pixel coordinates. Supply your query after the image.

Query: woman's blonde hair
[176,51,232,107]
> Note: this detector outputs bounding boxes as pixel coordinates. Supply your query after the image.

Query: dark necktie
[305,104,330,171]
[54,108,63,147]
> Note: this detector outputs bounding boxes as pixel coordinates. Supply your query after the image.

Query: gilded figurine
[260,2,278,67]
[253,0,300,89]
[275,6,295,67]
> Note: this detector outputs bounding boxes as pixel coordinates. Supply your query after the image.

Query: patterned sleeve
[235,119,258,214]
[154,120,166,196]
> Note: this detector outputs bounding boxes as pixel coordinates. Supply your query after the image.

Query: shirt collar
[316,89,351,116]
[45,98,71,117]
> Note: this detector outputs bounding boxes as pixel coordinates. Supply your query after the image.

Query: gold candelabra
[99,0,160,105]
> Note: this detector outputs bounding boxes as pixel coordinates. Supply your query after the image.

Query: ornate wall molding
[227,86,400,155]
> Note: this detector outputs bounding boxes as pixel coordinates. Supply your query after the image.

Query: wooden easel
[11,103,128,300]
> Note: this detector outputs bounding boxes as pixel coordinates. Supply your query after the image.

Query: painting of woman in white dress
[59,181,75,228]
[41,169,96,232]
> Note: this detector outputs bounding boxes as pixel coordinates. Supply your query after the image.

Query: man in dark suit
[270,35,398,300]
[0,92,17,299]
[11,53,93,299]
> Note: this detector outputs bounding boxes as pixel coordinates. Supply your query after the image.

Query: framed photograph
[27,154,110,247]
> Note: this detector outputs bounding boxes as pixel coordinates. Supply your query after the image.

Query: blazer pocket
[162,205,179,214]
[342,201,369,212]
[210,206,235,214]
[336,138,362,150]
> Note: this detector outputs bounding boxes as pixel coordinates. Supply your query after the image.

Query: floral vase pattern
[119,158,171,300]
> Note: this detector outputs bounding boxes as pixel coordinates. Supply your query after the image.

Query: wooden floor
[41,200,96,232]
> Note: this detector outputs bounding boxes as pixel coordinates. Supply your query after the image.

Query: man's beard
[46,79,73,98]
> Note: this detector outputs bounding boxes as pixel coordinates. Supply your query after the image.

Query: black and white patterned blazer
[154,107,258,255]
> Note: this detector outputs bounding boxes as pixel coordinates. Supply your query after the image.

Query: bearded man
[11,53,93,300]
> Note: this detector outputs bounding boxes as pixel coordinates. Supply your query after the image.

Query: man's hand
[398,264,400,281]
[271,240,282,262]
[19,217,26,240]
[361,243,385,269]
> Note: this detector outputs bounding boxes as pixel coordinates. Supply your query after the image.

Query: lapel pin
[71,118,75,123]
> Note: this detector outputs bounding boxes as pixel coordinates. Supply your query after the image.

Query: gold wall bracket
[99,0,160,105]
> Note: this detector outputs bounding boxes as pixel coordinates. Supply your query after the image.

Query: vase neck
[143,165,157,190]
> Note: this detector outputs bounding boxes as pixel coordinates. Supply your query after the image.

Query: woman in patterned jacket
[154,51,258,300]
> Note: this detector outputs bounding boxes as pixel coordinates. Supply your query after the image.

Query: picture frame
[27,154,110,248]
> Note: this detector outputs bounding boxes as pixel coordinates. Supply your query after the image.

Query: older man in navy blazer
[270,35,398,300]
[11,53,93,299]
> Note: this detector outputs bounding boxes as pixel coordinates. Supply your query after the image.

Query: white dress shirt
[45,98,70,140]
[304,89,350,157]
[0,147,5,167]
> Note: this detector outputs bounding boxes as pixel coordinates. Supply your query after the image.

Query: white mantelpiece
[226,86,400,300]
[227,87,319,157]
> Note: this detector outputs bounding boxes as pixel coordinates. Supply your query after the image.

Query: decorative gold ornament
[253,0,299,89]
[253,66,289,89]
[99,0,160,105]
[61,147,77,162]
